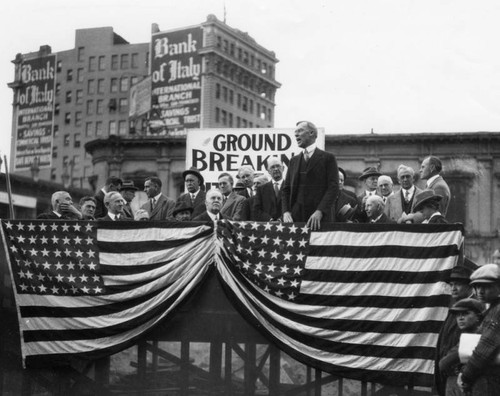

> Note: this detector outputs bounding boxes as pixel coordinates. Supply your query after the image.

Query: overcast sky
[2,0,500,163]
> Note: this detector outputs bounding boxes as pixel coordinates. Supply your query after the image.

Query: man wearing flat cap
[413,190,447,224]
[385,164,423,222]
[458,264,500,395]
[435,265,474,396]
[120,180,138,219]
[356,167,381,222]
[176,167,206,219]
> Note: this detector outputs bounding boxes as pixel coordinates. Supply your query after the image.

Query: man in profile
[365,195,393,223]
[37,191,82,220]
[193,190,225,222]
[282,121,339,230]
[176,167,206,218]
[218,172,245,220]
[141,176,176,221]
[420,156,451,216]
[94,176,122,218]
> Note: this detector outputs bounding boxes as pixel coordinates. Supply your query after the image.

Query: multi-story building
[8,15,281,190]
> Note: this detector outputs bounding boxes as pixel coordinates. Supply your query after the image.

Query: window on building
[108,98,117,113]
[96,99,104,115]
[57,60,62,73]
[242,97,248,112]
[250,55,254,67]
[215,107,220,123]
[65,91,72,103]
[85,122,93,137]
[54,103,60,115]
[110,78,118,93]
[243,51,249,64]
[73,155,80,168]
[52,146,57,158]
[228,113,233,127]
[262,62,267,74]
[109,120,117,135]
[87,79,95,95]
[77,68,84,83]
[131,53,139,68]
[230,43,235,56]
[229,90,234,105]
[64,113,71,125]
[242,119,247,127]
[238,48,242,60]
[98,55,105,71]
[249,99,254,113]
[74,133,81,148]
[237,94,241,109]
[217,36,222,48]
[63,156,69,168]
[119,98,128,113]
[120,77,129,92]
[215,83,220,99]
[221,110,227,126]
[223,39,229,52]
[222,86,228,102]
[97,79,105,94]
[53,125,59,138]
[75,111,82,126]
[77,47,85,62]
[118,120,127,135]
[64,134,70,146]
[76,90,83,105]
[267,108,272,122]
[96,121,103,136]
[260,105,266,120]
[55,83,61,96]
[236,116,241,128]
[111,55,118,70]
[256,103,260,117]
[66,69,73,82]
[120,54,129,69]
[86,100,94,115]
[131,76,139,86]
[88,56,96,72]
[249,122,253,128]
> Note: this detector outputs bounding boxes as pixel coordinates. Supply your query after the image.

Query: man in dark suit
[37,191,82,220]
[365,195,394,223]
[192,190,225,222]
[238,175,269,221]
[420,156,451,216]
[97,192,126,221]
[282,121,339,230]
[140,176,176,221]
[94,176,122,218]
[254,157,284,221]
[413,190,448,224]
[333,167,359,222]
[175,167,206,219]
[219,173,245,220]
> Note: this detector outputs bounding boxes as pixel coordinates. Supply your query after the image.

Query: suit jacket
[37,211,75,220]
[123,204,134,219]
[385,186,423,222]
[333,189,359,222]
[192,211,225,222]
[221,191,245,220]
[140,194,176,221]
[369,213,395,224]
[176,190,207,219]
[282,148,339,222]
[254,181,282,221]
[97,213,127,221]
[427,214,448,224]
[235,197,255,221]
[94,190,106,218]
[427,176,451,216]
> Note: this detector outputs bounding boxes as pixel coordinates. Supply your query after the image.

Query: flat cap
[450,298,485,315]
[470,263,500,285]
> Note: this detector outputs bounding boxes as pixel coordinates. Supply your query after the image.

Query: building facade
[8,16,281,191]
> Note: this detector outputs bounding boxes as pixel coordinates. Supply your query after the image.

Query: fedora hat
[172,201,194,217]
[359,167,381,181]
[448,265,472,283]
[120,180,138,191]
[337,203,358,221]
[182,167,204,186]
[413,190,442,212]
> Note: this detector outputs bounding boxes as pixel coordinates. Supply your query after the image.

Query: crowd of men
[34,121,500,394]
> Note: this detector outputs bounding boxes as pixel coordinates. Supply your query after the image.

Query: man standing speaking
[282,121,339,230]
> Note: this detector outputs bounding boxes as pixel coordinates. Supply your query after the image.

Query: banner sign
[129,76,151,118]
[151,26,203,133]
[186,128,325,189]
[14,54,56,171]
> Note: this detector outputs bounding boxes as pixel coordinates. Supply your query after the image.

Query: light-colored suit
[141,194,176,221]
[427,176,451,216]
[385,186,423,222]
[221,191,245,220]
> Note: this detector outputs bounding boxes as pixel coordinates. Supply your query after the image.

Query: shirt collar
[402,185,415,196]
[426,174,440,187]
[207,211,219,221]
[153,192,162,202]
[304,142,317,155]
[371,213,384,223]
[108,212,119,220]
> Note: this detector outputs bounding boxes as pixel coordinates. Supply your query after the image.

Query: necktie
[191,194,195,205]
[151,198,155,210]
[303,150,309,162]
[405,190,410,203]
[274,182,280,198]
[383,197,387,203]
[115,214,120,220]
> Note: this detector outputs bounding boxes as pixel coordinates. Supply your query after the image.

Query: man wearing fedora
[332,167,358,222]
[169,201,194,222]
[420,156,451,217]
[120,180,139,219]
[356,167,381,222]
[413,190,448,224]
[176,167,206,219]
[458,264,500,395]
[385,164,423,222]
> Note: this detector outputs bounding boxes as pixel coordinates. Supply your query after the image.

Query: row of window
[59,75,140,97]
[216,36,274,78]
[215,107,270,128]
[54,98,128,125]
[76,47,147,71]
[215,83,272,121]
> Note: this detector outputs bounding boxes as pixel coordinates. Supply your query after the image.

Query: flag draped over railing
[1,219,463,386]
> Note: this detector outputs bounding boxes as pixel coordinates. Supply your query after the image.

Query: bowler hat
[470,263,500,285]
[359,167,381,181]
[413,190,442,212]
[450,298,485,315]
[120,180,139,191]
[182,167,204,186]
[172,201,194,217]
[448,266,472,283]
